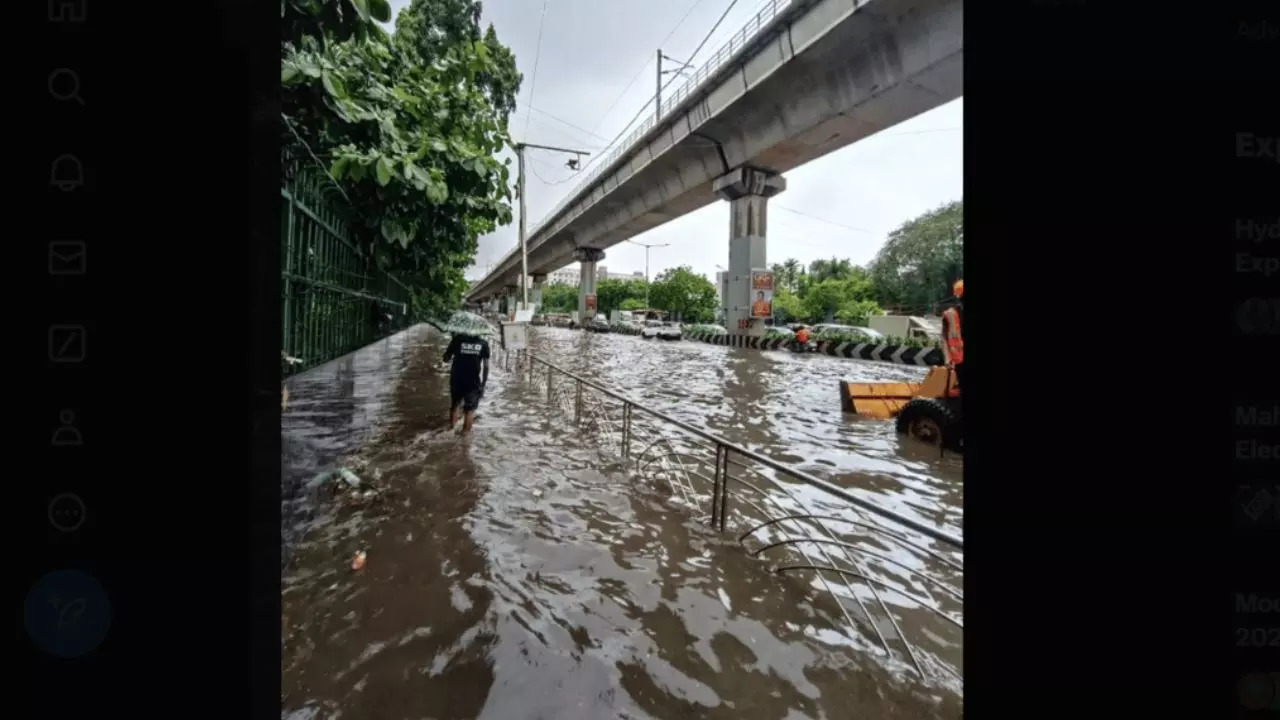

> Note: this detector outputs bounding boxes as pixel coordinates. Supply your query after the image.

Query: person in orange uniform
[941,279,964,393]
[793,324,810,351]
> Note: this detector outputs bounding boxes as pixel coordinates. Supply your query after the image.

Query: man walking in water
[443,331,490,434]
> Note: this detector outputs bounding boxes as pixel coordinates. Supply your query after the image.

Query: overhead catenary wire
[528,160,575,186]
[521,0,552,137]
[585,0,711,141]
[772,204,880,235]
[567,0,747,181]
[528,105,612,144]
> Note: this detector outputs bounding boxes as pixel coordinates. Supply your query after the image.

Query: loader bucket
[840,366,958,418]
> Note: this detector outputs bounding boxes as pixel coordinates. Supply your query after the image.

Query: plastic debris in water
[337,468,361,489]
[532,489,544,499]
[351,551,367,571]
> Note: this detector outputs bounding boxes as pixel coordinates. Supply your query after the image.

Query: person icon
[51,410,83,446]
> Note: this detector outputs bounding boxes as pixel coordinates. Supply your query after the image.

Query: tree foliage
[283,0,392,47]
[803,274,875,324]
[538,282,579,313]
[758,200,963,324]
[649,266,718,323]
[594,278,648,316]
[868,200,963,314]
[771,287,805,322]
[281,0,522,318]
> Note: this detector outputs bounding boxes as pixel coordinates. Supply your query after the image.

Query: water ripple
[282,325,961,720]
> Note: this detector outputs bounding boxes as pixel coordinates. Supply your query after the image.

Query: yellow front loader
[840,366,962,451]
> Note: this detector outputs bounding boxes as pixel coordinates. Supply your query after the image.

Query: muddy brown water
[282,325,962,720]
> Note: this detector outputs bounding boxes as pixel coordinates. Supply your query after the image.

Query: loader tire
[896,397,961,450]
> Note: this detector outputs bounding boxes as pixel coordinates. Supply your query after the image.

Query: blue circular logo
[24,570,111,658]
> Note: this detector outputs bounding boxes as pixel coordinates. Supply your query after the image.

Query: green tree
[771,287,806,322]
[835,298,883,326]
[283,0,392,47]
[619,297,646,311]
[803,275,876,324]
[868,200,963,314]
[538,282,577,313]
[594,278,647,316]
[392,0,521,118]
[649,266,718,323]
[281,0,521,316]
[808,257,862,284]
[782,258,802,292]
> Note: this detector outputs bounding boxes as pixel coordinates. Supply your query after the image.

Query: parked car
[657,322,682,341]
[640,320,665,339]
[588,317,611,333]
[811,324,884,342]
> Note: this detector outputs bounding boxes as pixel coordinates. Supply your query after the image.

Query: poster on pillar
[585,294,597,312]
[750,270,774,318]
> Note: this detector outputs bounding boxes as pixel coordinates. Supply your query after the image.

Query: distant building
[545,265,645,287]
[548,267,580,286]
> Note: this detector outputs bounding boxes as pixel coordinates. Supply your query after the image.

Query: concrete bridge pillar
[713,167,786,341]
[530,274,547,311]
[574,248,605,322]
[503,284,518,317]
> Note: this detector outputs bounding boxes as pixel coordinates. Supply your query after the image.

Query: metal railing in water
[498,347,963,685]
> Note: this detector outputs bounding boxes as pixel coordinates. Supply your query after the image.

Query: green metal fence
[281,154,413,376]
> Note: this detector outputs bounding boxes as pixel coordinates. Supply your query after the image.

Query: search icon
[48,69,85,105]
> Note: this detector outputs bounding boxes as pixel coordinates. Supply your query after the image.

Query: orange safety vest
[942,306,964,364]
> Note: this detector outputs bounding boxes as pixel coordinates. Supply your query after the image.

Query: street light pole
[517,146,527,310]
[628,239,669,312]
[513,140,593,311]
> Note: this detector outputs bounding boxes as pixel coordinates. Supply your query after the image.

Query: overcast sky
[384,0,962,283]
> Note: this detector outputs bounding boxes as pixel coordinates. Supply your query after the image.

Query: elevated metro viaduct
[470,0,962,340]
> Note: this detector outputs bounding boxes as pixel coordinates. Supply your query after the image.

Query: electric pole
[628,239,669,313]
[513,141,592,311]
[656,50,693,124]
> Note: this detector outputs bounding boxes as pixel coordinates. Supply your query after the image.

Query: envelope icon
[49,241,86,275]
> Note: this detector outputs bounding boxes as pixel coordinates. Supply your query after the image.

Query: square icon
[48,325,86,363]
[48,0,87,23]
[48,241,86,275]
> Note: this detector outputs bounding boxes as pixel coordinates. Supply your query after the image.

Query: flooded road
[527,327,962,542]
[282,325,962,720]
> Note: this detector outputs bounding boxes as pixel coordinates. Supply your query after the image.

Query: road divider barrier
[681,330,945,366]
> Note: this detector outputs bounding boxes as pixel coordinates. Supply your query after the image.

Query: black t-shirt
[444,334,490,389]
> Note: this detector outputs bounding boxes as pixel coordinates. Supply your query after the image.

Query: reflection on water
[282,324,961,720]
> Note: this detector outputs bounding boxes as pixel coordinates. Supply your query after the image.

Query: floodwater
[527,328,963,541]
[282,324,963,720]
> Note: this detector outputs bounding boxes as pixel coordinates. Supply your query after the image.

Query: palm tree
[783,258,801,291]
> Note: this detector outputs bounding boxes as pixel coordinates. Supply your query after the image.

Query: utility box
[501,321,528,351]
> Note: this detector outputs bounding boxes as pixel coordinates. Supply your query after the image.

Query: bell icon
[50,154,85,192]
